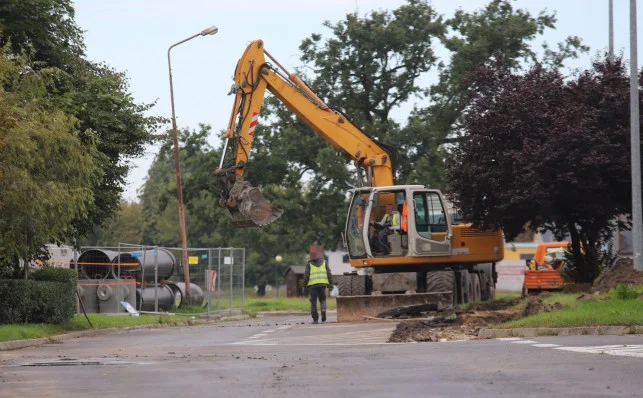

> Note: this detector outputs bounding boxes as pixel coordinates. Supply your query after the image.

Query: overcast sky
[73,0,635,201]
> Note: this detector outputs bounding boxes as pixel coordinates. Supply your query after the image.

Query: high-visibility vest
[401,202,408,232]
[307,261,330,286]
[382,212,400,227]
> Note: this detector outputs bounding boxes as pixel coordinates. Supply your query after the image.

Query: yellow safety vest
[307,261,329,286]
[383,212,399,227]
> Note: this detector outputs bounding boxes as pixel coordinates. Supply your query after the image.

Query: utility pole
[609,0,614,60]
[630,0,643,270]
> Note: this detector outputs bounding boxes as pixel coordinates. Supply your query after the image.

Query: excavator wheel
[426,270,456,307]
[351,275,366,296]
[336,275,353,296]
[472,273,482,302]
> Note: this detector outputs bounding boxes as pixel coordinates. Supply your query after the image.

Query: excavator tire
[351,275,366,296]
[472,273,482,302]
[460,271,473,304]
[426,270,456,307]
[336,276,352,297]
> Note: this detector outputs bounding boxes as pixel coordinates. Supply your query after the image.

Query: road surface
[1,314,642,397]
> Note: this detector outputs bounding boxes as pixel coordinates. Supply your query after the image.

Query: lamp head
[201,25,218,36]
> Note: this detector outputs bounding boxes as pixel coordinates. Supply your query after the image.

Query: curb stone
[478,325,643,339]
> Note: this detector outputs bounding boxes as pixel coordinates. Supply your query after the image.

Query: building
[283,265,306,297]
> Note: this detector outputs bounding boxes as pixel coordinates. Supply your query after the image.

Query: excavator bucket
[228,185,283,228]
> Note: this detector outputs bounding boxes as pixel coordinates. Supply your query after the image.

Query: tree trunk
[256,284,266,297]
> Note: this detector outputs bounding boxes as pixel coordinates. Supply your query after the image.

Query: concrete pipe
[135,285,174,312]
[112,249,176,283]
[170,282,206,308]
[77,249,118,279]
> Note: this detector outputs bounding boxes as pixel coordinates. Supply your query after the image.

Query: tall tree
[299,0,444,142]
[446,54,635,283]
[0,54,101,277]
[0,0,164,243]
[0,0,85,68]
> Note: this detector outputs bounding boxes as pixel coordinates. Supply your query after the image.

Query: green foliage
[446,54,634,282]
[29,266,78,284]
[0,277,76,324]
[0,0,165,270]
[496,298,643,328]
[611,284,643,301]
[77,200,145,246]
[0,0,85,68]
[0,54,102,276]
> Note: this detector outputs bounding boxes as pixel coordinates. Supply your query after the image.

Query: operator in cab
[304,245,334,324]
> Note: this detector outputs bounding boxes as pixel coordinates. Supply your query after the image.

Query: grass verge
[493,289,643,329]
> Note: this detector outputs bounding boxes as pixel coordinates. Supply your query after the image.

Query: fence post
[154,246,159,313]
[229,248,233,311]
[241,248,245,309]
[217,248,221,312]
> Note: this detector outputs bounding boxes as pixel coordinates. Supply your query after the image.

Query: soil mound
[593,258,643,293]
[388,309,519,343]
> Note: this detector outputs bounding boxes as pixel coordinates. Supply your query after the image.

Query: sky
[72,0,637,201]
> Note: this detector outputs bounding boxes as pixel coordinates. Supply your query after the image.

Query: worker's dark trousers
[308,284,327,321]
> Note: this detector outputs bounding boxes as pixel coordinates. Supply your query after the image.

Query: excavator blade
[228,185,284,228]
[336,292,454,322]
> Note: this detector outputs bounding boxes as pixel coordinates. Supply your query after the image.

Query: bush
[611,283,643,301]
[0,267,78,324]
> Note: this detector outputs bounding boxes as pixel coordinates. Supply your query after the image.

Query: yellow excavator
[215,40,504,321]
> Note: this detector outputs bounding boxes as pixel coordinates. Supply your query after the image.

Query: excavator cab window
[346,191,369,258]
[413,192,448,241]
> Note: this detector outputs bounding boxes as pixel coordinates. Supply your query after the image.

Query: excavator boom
[215,40,394,227]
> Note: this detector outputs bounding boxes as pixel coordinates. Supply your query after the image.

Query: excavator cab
[344,186,453,261]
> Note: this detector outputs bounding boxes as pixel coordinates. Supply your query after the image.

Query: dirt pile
[521,296,563,317]
[593,258,643,293]
[388,298,521,343]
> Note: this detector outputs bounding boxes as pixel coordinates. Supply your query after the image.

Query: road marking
[232,325,396,346]
[497,338,643,358]
[554,345,643,358]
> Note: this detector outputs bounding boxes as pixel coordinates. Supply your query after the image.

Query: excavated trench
[388,297,524,343]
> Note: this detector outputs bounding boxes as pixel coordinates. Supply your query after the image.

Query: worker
[304,245,333,324]
[381,204,400,233]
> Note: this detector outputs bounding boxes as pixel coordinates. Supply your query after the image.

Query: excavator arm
[215,40,395,227]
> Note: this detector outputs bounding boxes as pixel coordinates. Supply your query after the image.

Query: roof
[284,265,306,275]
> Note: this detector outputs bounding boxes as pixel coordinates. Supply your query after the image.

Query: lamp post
[168,25,218,299]
[275,255,283,298]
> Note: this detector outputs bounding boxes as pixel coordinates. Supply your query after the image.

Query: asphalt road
[1,314,643,397]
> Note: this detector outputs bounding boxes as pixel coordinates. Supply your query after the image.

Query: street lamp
[167,25,218,299]
[275,255,283,298]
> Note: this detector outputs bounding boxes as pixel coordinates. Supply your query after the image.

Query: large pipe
[136,285,175,312]
[112,249,176,282]
[77,250,118,279]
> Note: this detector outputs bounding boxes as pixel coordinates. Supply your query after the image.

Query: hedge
[0,267,78,324]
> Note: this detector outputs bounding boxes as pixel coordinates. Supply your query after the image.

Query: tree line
[2,0,637,286]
